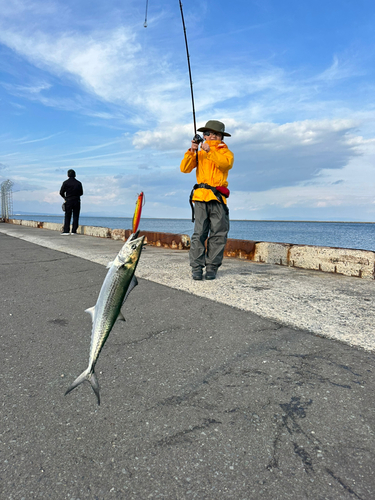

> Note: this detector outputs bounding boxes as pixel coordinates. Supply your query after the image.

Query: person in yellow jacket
[180,120,234,280]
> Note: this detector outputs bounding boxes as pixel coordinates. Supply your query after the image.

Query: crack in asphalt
[110,328,172,346]
[267,397,316,474]
[155,418,222,448]
[326,468,364,499]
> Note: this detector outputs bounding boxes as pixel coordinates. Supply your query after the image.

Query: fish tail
[65,367,101,405]
[90,371,100,405]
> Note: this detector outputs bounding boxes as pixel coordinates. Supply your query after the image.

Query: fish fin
[131,274,139,289]
[117,275,138,320]
[117,311,126,322]
[85,306,95,320]
[123,275,138,303]
[65,367,90,395]
[90,371,100,405]
[115,275,138,322]
[65,367,101,405]
[106,261,114,269]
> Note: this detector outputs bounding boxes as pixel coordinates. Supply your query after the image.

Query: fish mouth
[129,230,140,241]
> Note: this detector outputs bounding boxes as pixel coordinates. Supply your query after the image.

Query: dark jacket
[60,178,83,201]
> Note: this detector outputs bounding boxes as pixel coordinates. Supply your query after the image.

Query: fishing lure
[132,192,145,233]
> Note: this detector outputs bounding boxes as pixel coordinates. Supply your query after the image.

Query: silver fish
[65,232,145,405]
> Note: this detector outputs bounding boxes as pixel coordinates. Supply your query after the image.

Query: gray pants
[190,201,229,272]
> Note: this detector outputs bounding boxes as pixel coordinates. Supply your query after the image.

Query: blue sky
[1,0,375,220]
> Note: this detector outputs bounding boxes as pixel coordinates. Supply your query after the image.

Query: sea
[10,215,375,252]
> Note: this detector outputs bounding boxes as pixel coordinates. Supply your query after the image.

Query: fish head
[116,234,145,268]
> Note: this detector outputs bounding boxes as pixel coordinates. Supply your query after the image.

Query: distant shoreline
[12,214,375,225]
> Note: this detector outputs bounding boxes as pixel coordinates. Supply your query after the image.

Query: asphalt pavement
[1,229,375,499]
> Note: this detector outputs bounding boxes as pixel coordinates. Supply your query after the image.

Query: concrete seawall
[7,218,375,280]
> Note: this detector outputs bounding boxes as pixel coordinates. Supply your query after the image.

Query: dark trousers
[63,199,81,233]
[189,201,229,272]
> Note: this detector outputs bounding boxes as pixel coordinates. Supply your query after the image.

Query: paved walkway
[1,225,375,499]
[1,223,374,352]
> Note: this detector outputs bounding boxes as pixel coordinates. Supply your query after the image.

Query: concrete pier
[1,223,375,352]
[7,218,375,279]
[1,224,375,499]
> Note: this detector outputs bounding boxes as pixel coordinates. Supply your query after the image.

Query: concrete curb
[8,219,190,250]
[7,218,375,280]
[253,241,375,279]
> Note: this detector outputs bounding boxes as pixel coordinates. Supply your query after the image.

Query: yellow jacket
[180,140,234,204]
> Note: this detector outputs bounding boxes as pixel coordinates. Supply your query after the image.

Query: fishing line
[144,0,149,27]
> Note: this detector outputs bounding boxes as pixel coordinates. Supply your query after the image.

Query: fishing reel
[192,133,204,144]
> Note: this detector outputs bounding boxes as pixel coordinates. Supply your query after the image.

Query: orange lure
[132,192,144,233]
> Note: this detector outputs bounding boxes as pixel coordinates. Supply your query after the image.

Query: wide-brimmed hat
[197,120,231,137]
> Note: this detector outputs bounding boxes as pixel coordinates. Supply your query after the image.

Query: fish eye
[131,244,137,250]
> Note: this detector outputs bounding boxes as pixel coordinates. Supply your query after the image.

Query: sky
[1,0,375,221]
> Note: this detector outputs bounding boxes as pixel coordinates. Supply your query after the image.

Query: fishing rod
[144,0,202,144]
[179,0,202,144]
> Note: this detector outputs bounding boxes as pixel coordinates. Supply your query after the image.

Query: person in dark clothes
[59,169,83,235]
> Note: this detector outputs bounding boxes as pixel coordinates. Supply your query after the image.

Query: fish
[65,231,145,405]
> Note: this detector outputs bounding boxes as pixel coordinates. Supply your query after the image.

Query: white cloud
[132,117,362,190]
[2,81,52,96]
[133,123,194,150]
[229,118,359,147]
[0,23,191,122]
[19,132,64,144]
[1,9,364,130]
[0,28,139,95]
[314,55,363,84]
